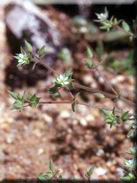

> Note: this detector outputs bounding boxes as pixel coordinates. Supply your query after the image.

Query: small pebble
[33,129,42,137]
[60,110,70,118]
[96,149,104,156]
[85,114,95,122]
[6,133,15,144]
[38,148,44,155]
[72,119,78,125]
[115,134,125,142]
[92,167,107,176]
[111,75,125,84]
[83,75,92,84]
[79,118,87,126]
[42,114,52,123]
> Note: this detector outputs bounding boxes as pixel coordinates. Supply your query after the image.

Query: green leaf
[85,47,94,69]
[96,41,104,59]
[58,48,71,63]
[122,173,135,180]
[38,46,46,58]
[128,147,135,156]
[87,47,93,58]
[100,108,109,115]
[20,47,26,54]
[38,172,53,180]
[13,99,24,112]
[9,91,18,100]
[122,21,130,32]
[48,160,54,171]
[24,40,33,53]
[124,159,135,169]
[86,166,95,177]
[9,91,25,111]
[113,18,118,25]
[64,69,72,80]
[85,59,93,69]
[38,175,46,180]
[48,86,61,98]
[28,94,40,107]
[121,111,129,122]
[100,108,119,127]
[127,129,135,139]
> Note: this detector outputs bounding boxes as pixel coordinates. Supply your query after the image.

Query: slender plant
[9,7,136,180]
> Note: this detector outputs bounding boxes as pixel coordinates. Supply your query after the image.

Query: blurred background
[0,0,136,180]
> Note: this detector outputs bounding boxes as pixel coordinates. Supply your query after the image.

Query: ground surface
[0,1,135,180]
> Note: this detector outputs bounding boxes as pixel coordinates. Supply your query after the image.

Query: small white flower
[96,7,108,22]
[55,72,72,87]
[15,53,30,66]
